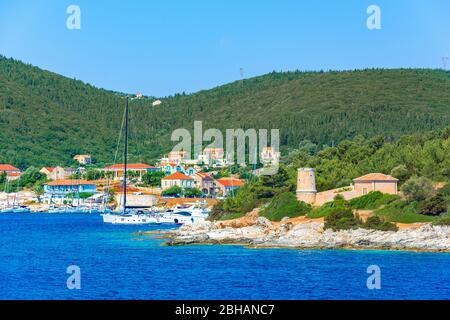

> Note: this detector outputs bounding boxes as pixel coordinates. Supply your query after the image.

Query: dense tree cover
[141,171,165,187]
[161,186,182,197]
[286,126,450,192]
[2,56,450,168]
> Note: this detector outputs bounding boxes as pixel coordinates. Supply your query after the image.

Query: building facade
[43,180,97,203]
[102,164,159,181]
[161,172,194,190]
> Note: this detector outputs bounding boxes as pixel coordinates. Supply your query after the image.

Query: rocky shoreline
[162,215,450,252]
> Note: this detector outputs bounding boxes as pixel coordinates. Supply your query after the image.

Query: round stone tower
[296,168,317,205]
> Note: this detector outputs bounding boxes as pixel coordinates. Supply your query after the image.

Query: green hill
[1,55,449,168]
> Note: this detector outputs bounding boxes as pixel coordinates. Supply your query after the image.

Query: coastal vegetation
[260,192,310,221]
[2,56,450,168]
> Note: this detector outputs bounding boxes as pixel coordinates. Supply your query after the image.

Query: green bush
[162,186,182,197]
[401,176,436,202]
[375,199,438,223]
[432,215,450,226]
[260,192,311,221]
[349,191,400,210]
[307,197,350,219]
[420,194,448,216]
[362,216,398,231]
[324,208,361,231]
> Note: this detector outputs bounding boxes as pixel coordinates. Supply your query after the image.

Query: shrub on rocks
[362,216,398,232]
[324,208,361,231]
[260,192,311,221]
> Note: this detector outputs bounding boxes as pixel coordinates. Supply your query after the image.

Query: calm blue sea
[0,213,449,300]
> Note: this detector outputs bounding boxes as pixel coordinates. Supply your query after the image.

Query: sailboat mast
[122,96,129,214]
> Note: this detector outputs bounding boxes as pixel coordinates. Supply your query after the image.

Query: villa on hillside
[42,180,97,204]
[198,148,224,165]
[40,167,55,176]
[73,154,92,165]
[260,147,280,166]
[101,163,160,181]
[216,178,244,197]
[0,164,22,181]
[296,168,399,206]
[45,166,80,181]
[161,172,194,190]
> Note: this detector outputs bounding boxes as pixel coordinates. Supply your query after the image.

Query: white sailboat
[0,178,30,214]
[102,97,160,225]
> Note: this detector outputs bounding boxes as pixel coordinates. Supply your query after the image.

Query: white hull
[102,213,161,225]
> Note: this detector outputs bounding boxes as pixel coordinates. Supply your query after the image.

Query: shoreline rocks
[163,217,450,252]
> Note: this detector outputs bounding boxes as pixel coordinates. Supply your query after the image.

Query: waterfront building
[102,163,159,181]
[43,179,97,204]
[161,172,194,190]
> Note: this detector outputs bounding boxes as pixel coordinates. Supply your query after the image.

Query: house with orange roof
[193,172,216,197]
[101,163,160,181]
[215,177,244,196]
[0,164,22,181]
[40,167,55,176]
[43,179,97,203]
[161,172,194,190]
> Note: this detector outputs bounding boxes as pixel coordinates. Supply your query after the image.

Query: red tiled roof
[45,180,96,186]
[104,164,155,170]
[0,164,20,172]
[162,172,193,180]
[353,173,399,182]
[196,172,212,180]
[7,172,21,177]
[216,178,244,187]
[42,167,55,172]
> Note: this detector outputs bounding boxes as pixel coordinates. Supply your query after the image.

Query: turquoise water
[0,213,449,300]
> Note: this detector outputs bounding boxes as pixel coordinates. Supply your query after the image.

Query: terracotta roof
[216,178,244,187]
[104,164,155,170]
[45,180,96,186]
[162,172,193,180]
[42,167,55,172]
[7,172,21,177]
[0,164,20,172]
[196,172,212,180]
[353,173,399,182]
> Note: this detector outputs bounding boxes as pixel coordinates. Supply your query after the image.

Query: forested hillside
[1,55,449,168]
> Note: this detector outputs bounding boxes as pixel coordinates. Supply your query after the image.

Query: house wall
[354,181,397,195]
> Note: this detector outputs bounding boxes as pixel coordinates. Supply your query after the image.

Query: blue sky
[0,0,449,96]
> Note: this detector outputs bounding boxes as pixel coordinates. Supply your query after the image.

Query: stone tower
[296,168,317,205]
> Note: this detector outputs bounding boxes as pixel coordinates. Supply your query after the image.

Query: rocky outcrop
[165,217,450,252]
